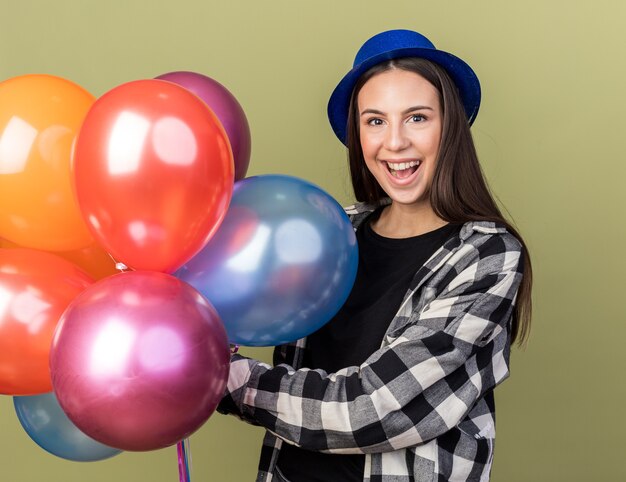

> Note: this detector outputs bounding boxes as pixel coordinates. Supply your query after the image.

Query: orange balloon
[0,75,95,251]
[1,236,117,280]
[0,248,93,395]
[56,243,119,280]
[0,237,18,248]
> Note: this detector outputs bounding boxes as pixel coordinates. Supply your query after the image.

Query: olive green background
[1,0,624,480]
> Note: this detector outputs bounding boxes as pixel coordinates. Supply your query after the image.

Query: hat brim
[327,47,481,144]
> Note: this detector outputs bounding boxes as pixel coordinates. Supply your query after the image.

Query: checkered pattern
[218,201,524,481]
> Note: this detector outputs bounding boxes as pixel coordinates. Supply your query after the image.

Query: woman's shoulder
[449,221,524,281]
[459,220,523,254]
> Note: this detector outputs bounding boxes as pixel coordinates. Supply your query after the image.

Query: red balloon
[0,249,93,395]
[50,271,230,451]
[73,79,234,273]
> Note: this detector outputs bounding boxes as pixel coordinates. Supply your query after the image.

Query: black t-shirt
[276,208,462,482]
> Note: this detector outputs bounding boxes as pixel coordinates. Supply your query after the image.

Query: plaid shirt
[219,201,524,482]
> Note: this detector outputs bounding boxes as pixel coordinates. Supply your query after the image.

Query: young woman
[218,29,532,482]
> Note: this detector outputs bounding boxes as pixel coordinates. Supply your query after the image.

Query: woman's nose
[383,122,410,151]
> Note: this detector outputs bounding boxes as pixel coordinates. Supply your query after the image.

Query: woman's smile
[382,159,421,181]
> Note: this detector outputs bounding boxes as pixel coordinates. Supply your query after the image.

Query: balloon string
[177,441,187,482]
[185,438,193,480]
[105,252,129,272]
[176,439,192,482]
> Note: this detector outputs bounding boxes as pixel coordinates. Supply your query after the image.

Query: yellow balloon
[0,75,95,251]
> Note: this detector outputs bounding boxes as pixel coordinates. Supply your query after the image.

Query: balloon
[176,175,358,346]
[156,71,251,181]
[0,237,18,248]
[0,74,95,251]
[14,392,122,462]
[55,243,119,280]
[73,79,234,273]
[0,249,93,395]
[1,237,118,280]
[50,271,230,451]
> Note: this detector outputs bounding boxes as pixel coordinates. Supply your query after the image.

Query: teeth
[386,160,420,171]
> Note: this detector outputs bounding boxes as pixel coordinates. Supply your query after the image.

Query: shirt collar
[346,199,508,239]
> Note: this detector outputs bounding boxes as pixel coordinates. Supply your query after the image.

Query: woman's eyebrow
[360,108,385,116]
[360,105,434,116]
[403,105,433,114]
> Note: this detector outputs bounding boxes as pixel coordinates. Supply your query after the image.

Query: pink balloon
[50,271,230,451]
[156,71,251,181]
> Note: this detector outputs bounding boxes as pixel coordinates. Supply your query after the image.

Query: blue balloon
[176,175,358,346]
[14,392,122,462]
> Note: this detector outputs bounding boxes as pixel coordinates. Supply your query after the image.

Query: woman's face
[357,68,442,210]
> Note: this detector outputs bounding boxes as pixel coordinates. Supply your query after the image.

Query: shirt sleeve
[219,233,524,454]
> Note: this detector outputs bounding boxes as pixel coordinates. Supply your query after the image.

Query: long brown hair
[345,58,532,346]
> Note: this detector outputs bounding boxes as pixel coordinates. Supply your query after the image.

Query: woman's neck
[370,201,448,238]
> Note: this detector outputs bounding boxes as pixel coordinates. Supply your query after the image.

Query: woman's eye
[410,114,426,122]
[367,118,384,126]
